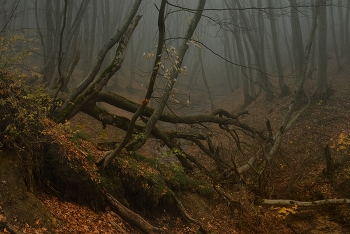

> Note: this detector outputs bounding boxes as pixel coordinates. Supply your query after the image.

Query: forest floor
[2,56,350,233]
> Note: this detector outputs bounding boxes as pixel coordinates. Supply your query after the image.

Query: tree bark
[316,1,328,99]
[338,0,345,55]
[198,48,215,111]
[57,0,143,114]
[256,198,350,207]
[54,15,142,123]
[105,193,162,234]
[289,0,305,80]
[237,0,321,174]
[329,1,341,71]
[268,0,290,97]
[345,1,350,61]
[96,0,168,169]
[233,0,273,100]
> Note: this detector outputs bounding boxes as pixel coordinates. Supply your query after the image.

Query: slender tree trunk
[198,49,215,111]
[221,11,234,92]
[230,6,253,105]
[82,8,90,77]
[308,0,317,79]
[34,0,46,66]
[232,38,240,89]
[268,0,290,97]
[338,0,345,55]
[345,1,350,61]
[87,0,97,72]
[42,0,55,84]
[98,0,207,169]
[101,0,112,71]
[282,16,295,75]
[243,34,256,99]
[96,0,168,169]
[289,0,305,80]
[329,2,342,71]
[316,0,328,98]
[57,0,143,115]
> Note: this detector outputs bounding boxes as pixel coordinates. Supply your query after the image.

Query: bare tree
[97,0,207,169]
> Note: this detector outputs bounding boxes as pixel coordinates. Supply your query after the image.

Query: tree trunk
[282,15,295,75]
[57,0,143,115]
[237,0,321,174]
[243,35,256,99]
[329,2,341,71]
[230,5,253,105]
[345,1,350,61]
[98,0,207,169]
[54,15,142,123]
[221,11,234,92]
[338,0,345,56]
[316,1,328,99]
[268,0,290,97]
[198,49,215,111]
[87,0,97,74]
[289,0,305,80]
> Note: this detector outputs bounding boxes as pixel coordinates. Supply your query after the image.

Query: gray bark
[238,0,321,173]
[268,0,290,97]
[329,2,341,71]
[289,0,305,79]
[316,1,328,98]
[57,0,143,114]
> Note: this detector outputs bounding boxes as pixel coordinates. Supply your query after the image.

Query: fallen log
[256,198,350,207]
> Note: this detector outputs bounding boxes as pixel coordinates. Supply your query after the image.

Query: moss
[43,142,106,211]
[109,153,212,213]
[159,164,213,196]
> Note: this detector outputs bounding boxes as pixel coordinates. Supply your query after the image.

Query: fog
[0,0,346,106]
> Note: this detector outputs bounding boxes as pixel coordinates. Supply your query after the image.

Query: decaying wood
[105,193,162,234]
[95,90,264,140]
[256,198,350,207]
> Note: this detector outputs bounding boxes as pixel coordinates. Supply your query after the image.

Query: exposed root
[172,193,211,234]
[105,193,163,234]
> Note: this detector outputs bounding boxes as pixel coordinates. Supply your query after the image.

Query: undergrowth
[112,152,212,211]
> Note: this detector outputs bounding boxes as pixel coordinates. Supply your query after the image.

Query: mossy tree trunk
[53,13,142,123]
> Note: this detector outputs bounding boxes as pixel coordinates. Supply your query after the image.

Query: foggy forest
[1,0,350,233]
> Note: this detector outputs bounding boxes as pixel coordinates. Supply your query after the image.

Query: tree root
[172,193,211,234]
[105,193,163,234]
[0,221,24,234]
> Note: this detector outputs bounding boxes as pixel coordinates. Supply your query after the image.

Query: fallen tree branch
[96,90,264,138]
[105,193,163,234]
[256,198,350,207]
